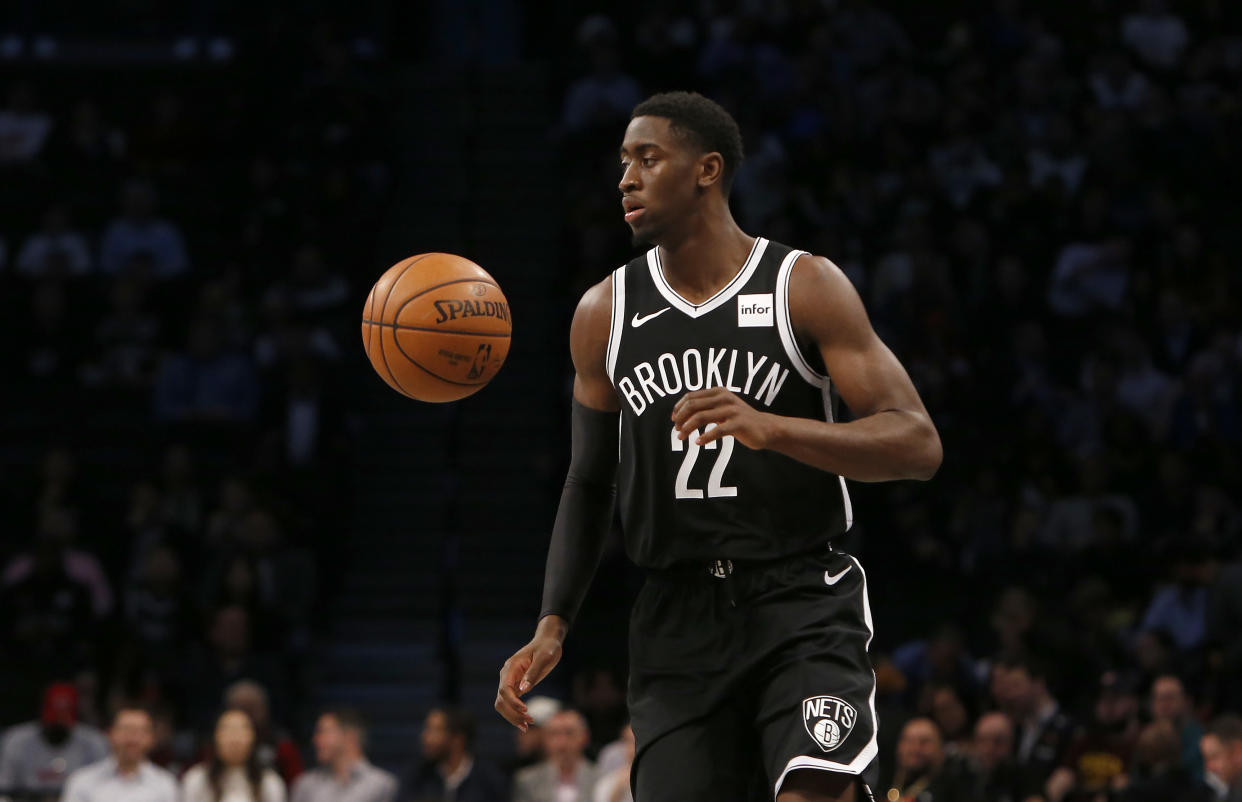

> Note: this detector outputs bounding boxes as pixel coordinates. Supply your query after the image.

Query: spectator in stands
[82,274,162,388]
[503,696,561,777]
[2,505,112,679]
[99,180,188,278]
[1119,720,1213,802]
[43,100,126,197]
[1140,547,1213,653]
[591,724,632,802]
[1121,0,1190,70]
[260,353,347,472]
[229,509,317,649]
[559,17,642,135]
[0,81,52,163]
[892,624,978,709]
[225,681,303,786]
[882,717,964,801]
[262,245,348,322]
[1047,671,1141,802]
[571,668,626,756]
[15,279,83,385]
[923,684,974,756]
[405,705,507,802]
[292,708,395,802]
[60,705,178,802]
[205,476,256,549]
[1199,727,1230,800]
[122,544,193,677]
[991,653,1077,793]
[16,205,92,277]
[1151,675,1205,778]
[153,317,260,423]
[961,712,1028,802]
[182,710,285,802]
[0,683,108,795]
[1203,717,1242,802]
[185,606,285,731]
[513,710,595,802]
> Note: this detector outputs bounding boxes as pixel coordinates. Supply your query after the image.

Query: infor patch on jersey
[737,293,774,327]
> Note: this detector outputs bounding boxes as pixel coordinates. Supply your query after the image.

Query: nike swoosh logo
[824,566,852,586]
[631,307,671,328]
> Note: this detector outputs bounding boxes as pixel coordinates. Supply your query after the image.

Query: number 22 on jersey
[670,423,737,499]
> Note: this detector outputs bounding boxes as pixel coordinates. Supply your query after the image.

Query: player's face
[619,116,704,245]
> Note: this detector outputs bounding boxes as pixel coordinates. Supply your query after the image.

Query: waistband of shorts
[644,544,833,583]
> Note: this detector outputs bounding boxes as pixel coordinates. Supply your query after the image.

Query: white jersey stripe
[605,264,627,384]
[775,250,828,387]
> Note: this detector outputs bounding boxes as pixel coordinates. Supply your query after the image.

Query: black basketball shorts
[628,546,878,801]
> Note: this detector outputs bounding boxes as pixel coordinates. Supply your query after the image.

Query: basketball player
[496,91,942,802]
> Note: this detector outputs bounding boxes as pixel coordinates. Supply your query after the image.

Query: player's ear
[697,152,724,191]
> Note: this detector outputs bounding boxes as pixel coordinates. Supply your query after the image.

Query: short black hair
[322,707,367,745]
[430,705,476,750]
[631,91,744,194]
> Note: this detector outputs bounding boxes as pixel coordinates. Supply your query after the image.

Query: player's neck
[655,209,753,305]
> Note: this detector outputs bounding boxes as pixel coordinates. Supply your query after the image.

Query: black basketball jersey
[606,237,853,569]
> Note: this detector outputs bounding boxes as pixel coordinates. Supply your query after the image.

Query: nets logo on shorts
[802,695,857,753]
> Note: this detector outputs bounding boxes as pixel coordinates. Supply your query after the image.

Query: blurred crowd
[0,19,392,802]
[552,0,1242,800]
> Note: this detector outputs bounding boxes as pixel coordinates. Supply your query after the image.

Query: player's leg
[628,575,765,801]
[632,702,766,802]
[752,548,880,801]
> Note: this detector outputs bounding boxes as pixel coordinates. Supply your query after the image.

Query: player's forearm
[763,408,941,482]
[537,399,620,627]
[538,477,615,626]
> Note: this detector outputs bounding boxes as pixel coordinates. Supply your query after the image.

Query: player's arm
[672,255,941,482]
[495,276,619,731]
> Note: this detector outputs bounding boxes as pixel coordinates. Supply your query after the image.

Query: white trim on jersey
[647,237,768,318]
[820,386,855,532]
[773,553,877,797]
[775,249,829,387]
[605,264,627,384]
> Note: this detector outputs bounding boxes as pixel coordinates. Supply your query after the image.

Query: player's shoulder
[786,252,870,342]
[789,252,852,288]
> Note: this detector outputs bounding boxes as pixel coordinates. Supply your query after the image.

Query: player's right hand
[495,615,568,731]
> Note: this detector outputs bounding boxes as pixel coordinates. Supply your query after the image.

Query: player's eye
[620,161,630,171]
[641,157,656,167]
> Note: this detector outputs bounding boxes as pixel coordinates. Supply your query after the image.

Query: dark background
[1,0,1240,798]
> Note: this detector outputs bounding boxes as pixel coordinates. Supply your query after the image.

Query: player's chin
[628,217,659,247]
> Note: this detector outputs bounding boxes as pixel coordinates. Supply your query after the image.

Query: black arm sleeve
[538,399,620,627]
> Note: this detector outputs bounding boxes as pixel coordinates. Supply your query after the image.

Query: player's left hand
[672,388,778,450]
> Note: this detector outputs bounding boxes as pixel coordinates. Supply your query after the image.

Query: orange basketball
[361,253,512,402]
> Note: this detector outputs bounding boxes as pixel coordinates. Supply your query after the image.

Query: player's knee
[776,768,856,802]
